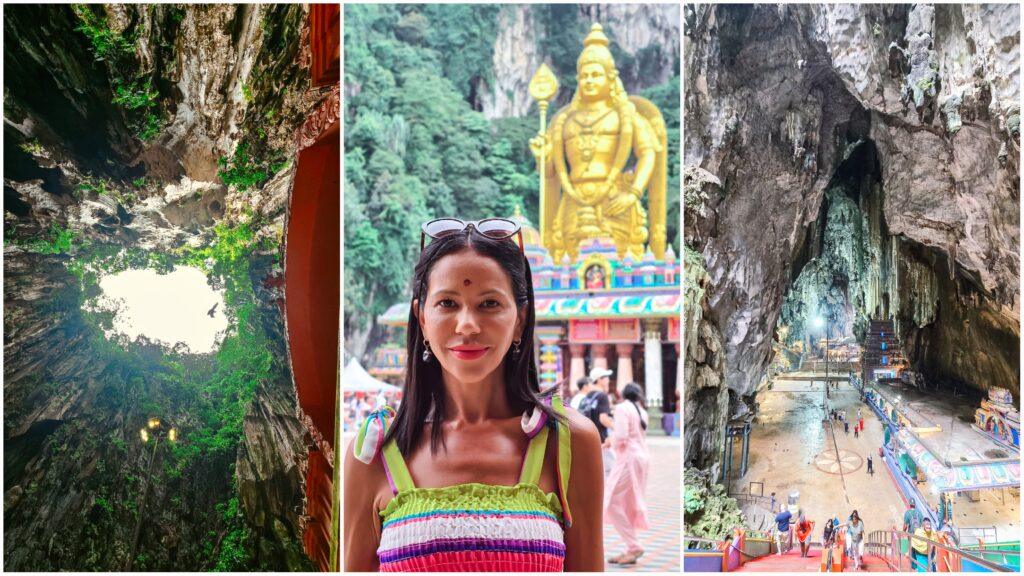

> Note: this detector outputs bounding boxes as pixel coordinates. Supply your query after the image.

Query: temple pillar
[536,326,564,394]
[568,344,586,390]
[615,344,634,390]
[591,343,609,371]
[643,319,663,408]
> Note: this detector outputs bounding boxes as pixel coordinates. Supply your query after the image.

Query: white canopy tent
[343,358,402,394]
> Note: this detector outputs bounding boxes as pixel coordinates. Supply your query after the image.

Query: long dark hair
[385,228,559,455]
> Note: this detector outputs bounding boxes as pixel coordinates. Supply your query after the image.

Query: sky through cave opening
[87,266,229,354]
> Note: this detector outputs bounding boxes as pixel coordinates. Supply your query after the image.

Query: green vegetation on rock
[684,467,750,543]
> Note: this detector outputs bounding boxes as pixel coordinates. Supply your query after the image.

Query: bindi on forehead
[463,279,472,286]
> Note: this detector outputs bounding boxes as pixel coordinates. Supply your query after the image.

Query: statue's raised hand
[529,133,550,160]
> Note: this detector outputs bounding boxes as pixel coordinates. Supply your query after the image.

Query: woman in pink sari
[604,383,651,565]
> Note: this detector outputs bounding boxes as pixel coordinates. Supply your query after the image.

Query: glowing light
[148,417,160,429]
[140,428,149,443]
[168,428,177,442]
[814,317,824,328]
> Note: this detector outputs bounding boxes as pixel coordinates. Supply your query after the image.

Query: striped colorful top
[355,396,573,572]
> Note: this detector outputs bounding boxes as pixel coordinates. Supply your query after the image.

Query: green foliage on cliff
[72,4,135,61]
[684,467,750,542]
[344,4,680,349]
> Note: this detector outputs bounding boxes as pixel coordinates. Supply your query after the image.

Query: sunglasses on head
[420,217,524,254]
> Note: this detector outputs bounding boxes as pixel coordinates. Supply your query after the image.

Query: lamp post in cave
[125,417,177,571]
[814,316,829,414]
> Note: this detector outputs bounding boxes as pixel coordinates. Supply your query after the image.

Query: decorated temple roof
[898,428,1021,492]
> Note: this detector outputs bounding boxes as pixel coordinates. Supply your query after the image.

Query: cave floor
[733,377,1021,548]
[729,378,907,533]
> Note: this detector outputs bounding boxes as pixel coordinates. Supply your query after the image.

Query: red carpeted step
[734,549,890,572]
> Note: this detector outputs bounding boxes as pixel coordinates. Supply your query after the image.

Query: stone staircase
[862,319,907,381]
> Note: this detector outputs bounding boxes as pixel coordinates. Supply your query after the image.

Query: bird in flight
[208,302,219,318]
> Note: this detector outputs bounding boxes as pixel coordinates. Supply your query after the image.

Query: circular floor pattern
[815,449,863,475]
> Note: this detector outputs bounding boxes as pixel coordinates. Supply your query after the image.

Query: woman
[343,218,604,572]
[847,510,866,570]
[604,383,650,565]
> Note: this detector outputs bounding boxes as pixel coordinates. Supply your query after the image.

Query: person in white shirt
[570,376,592,410]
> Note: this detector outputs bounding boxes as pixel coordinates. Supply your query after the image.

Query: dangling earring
[512,339,522,355]
[422,340,433,362]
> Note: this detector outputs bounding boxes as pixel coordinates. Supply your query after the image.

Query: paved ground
[729,378,907,535]
[604,435,681,572]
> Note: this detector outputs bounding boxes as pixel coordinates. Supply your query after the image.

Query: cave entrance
[87,266,228,354]
[775,138,885,369]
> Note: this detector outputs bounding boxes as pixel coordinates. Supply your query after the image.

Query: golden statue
[530,23,668,262]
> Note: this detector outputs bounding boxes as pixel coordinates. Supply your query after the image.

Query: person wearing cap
[903,498,923,533]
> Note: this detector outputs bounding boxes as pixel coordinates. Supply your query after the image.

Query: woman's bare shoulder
[562,406,601,452]
[343,435,389,496]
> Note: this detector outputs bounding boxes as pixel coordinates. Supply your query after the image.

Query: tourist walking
[847,510,866,569]
[911,518,937,572]
[903,499,923,534]
[823,516,835,547]
[867,455,874,476]
[604,383,650,565]
[844,420,850,435]
[796,514,814,557]
[773,504,794,555]
[579,368,615,474]
[854,425,859,439]
[569,376,591,410]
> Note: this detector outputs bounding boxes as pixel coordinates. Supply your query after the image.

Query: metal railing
[864,529,1018,572]
[957,525,999,545]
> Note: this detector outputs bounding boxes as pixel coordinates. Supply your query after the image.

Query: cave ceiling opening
[86,265,228,354]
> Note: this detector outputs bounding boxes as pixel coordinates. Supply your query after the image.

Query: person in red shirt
[796,514,815,558]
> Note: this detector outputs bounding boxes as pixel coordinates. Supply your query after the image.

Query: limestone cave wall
[3,4,328,570]
[684,4,1019,472]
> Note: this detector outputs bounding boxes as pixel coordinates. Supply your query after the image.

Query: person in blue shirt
[774,504,794,556]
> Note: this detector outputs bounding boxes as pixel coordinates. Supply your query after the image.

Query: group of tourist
[764,498,943,571]
[570,368,652,566]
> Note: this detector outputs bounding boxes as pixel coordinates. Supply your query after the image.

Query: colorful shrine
[975,387,1021,452]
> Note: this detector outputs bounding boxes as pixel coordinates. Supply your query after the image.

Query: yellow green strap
[552,395,573,527]
[519,425,550,485]
[381,440,416,494]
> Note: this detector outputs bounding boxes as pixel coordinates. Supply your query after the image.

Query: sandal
[618,550,645,565]
[607,553,626,564]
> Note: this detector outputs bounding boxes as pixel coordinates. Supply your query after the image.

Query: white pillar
[643,319,664,408]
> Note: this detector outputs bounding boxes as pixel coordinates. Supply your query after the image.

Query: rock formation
[684,4,1019,471]
[480,4,680,118]
[4,4,328,570]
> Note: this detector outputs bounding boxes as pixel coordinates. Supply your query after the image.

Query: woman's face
[415,248,525,385]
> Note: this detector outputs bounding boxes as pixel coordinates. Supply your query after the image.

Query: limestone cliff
[480,3,681,118]
[684,4,1019,470]
[4,4,327,570]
